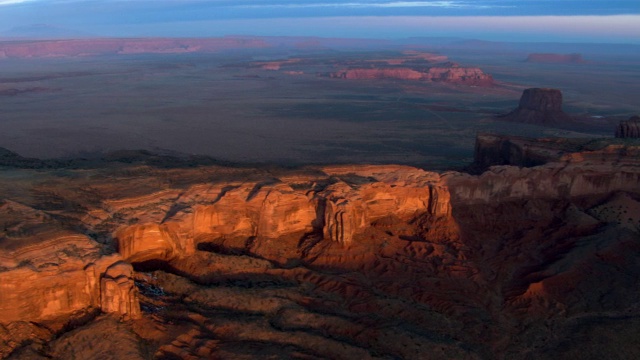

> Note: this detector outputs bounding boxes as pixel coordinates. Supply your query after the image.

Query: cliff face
[615,115,640,138]
[1,138,639,358]
[0,231,140,323]
[113,166,447,261]
[471,133,597,171]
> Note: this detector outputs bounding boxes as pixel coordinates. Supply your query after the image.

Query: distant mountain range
[0,24,93,39]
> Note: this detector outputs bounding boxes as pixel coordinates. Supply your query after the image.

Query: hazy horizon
[0,0,638,44]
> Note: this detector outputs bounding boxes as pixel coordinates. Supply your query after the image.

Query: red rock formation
[426,66,493,86]
[615,115,640,138]
[526,53,585,64]
[331,66,493,86]
[331,67,425,80]
[499,88,573,125]
[0,200,139,326]
[100,262,141,320]
[472,133,594,170]
[1,137,639,358]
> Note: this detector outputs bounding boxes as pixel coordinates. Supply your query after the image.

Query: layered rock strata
[0,137,639,358]
[615,115,640,138]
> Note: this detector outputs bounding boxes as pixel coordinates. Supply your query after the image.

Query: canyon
[0,133,639,359]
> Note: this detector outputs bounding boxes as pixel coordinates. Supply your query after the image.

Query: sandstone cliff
[615,115,640,138]
[0,137,639,358]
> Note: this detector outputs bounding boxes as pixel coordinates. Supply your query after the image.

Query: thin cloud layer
[231,1,507,9]
[0,0,638,43]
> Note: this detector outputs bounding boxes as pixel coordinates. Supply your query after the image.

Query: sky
[0,0,638,43]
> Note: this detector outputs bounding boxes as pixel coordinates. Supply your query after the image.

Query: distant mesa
[499,88,573,125]
[331,66,493,86]
[615,115,640,138]
[525,53,585,64]
[248,50,494,86]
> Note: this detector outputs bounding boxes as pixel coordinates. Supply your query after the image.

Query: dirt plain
[1,43,637,170]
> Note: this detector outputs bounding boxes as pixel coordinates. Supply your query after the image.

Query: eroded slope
[0,139,639,359]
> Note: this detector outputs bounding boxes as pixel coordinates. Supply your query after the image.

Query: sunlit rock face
[0,136,639,359]
[112,166,444,254]
[100,262,141,320]
[0,230,138,323]
[615,115,640,138]
[499,88,573,125]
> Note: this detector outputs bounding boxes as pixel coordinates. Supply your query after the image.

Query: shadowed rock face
[615,115,640,138]
[499,88,573,125]
[0,138,639,359]
[519,88,563,112]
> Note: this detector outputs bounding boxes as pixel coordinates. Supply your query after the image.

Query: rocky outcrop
[331,67,424,80]
[0,201,140,324]
[1,137,640,358]
[0,240,139,322]
[526,53,585,64]
[426,66,493,86]
[112,167,445,255]
[499,88,573,125]
[615,115,640,138]
[331,65,493,86]
[320,177,447,244]
[471,133,590,171]
[100,262,141,320]
[450,144,640,204]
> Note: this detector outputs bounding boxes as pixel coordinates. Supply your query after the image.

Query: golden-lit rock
[1,135,639,358]
[100,262,141,320]
[115,223,181,263]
